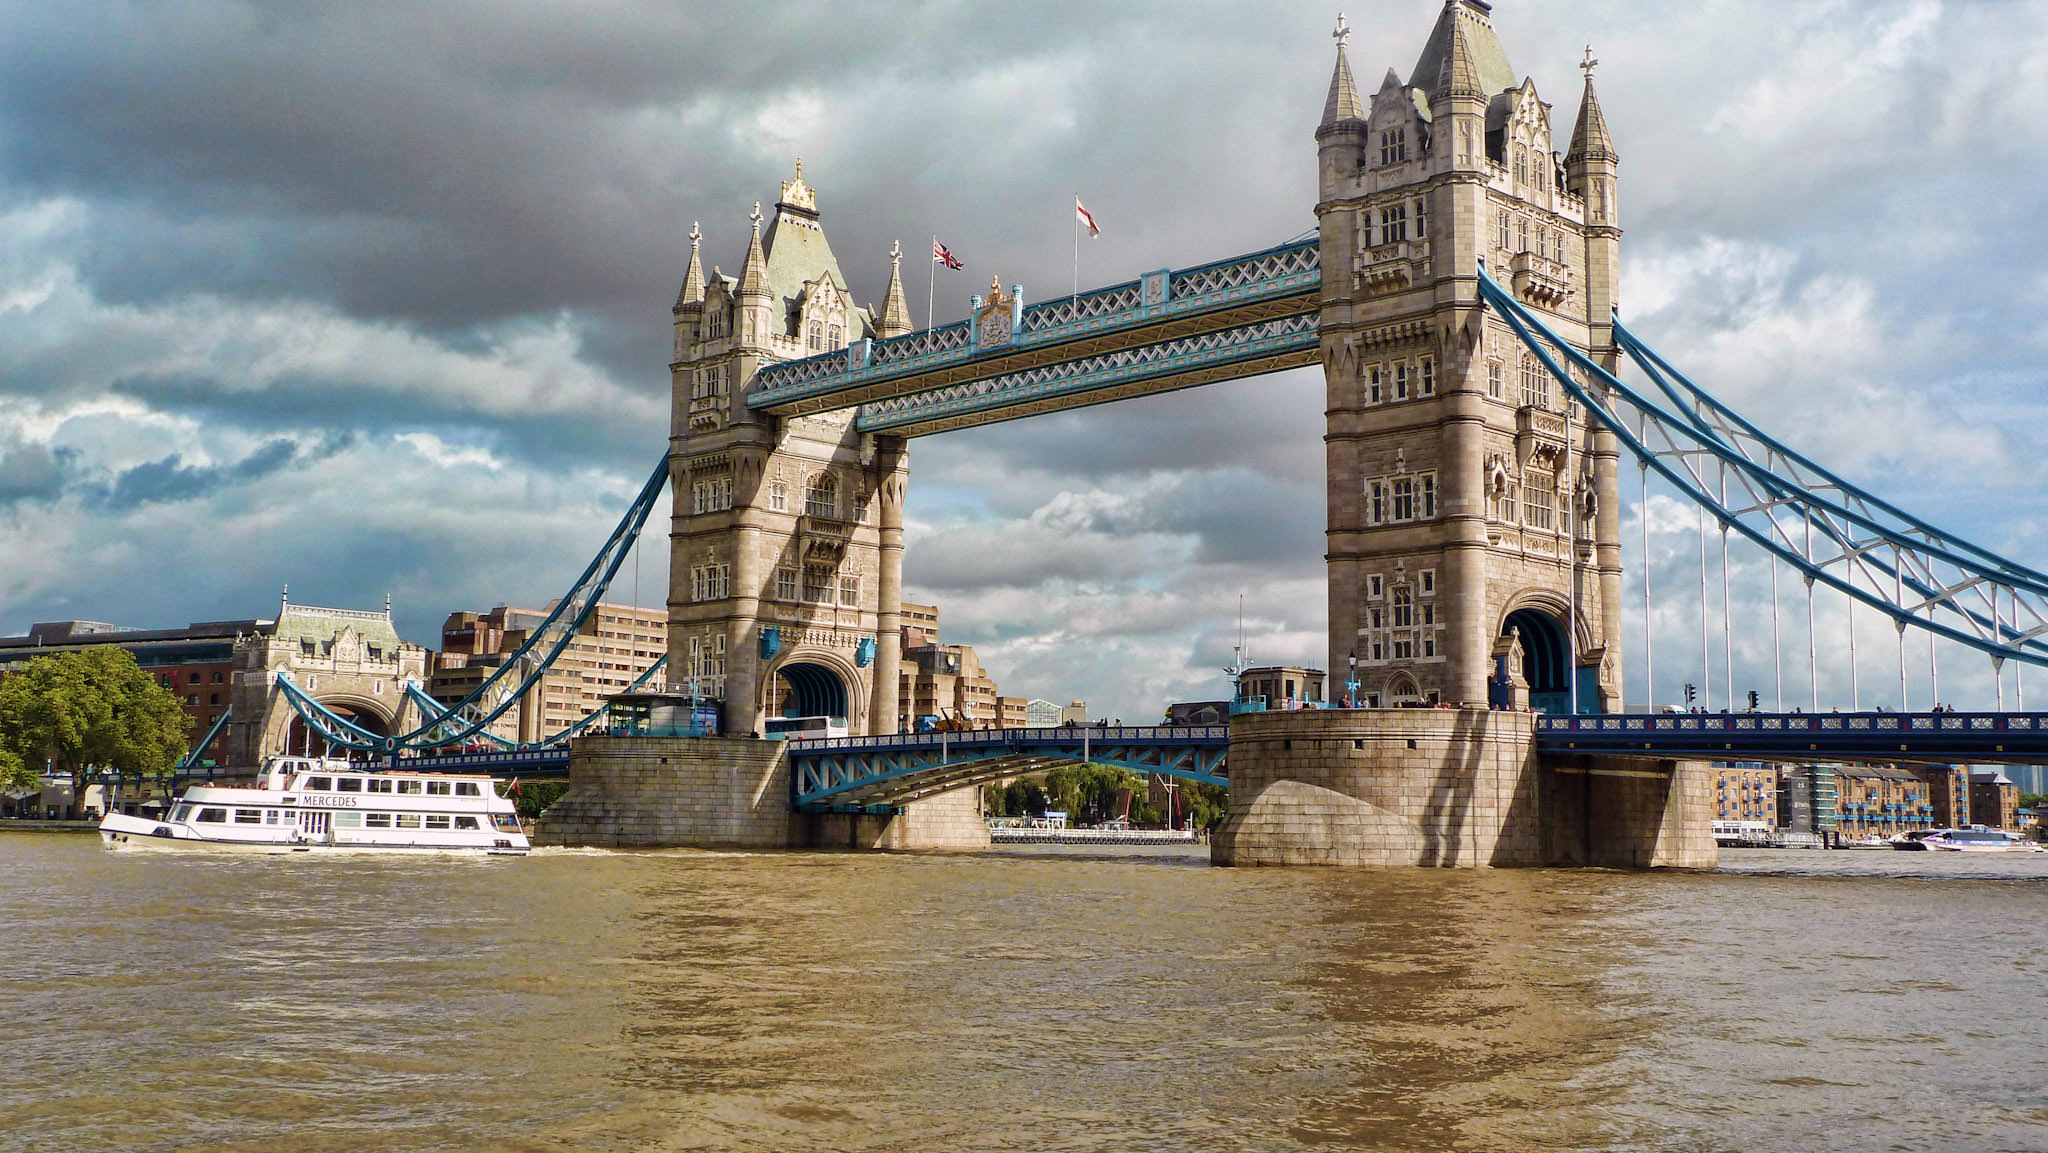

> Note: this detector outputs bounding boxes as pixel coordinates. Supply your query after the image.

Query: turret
[877,240,912,338]
[1566,46,1620,360]
[1317,13,1368,200]
[735,202,773,348]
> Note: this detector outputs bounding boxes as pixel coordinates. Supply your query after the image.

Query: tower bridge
[265,0,2048,865]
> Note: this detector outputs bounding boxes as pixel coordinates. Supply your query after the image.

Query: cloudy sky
[3,0,2045,721]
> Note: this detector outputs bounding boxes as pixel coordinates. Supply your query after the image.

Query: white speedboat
[98,756,529,855]
[1917,826,2043,853]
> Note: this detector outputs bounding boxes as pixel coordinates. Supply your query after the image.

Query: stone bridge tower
[667,164,912,736]
[1317,0,1623,713]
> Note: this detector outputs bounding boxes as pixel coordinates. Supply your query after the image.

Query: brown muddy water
[2,836,2044,1152]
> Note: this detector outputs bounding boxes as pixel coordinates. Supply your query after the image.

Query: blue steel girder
[853,315,1320,437]
[747,240,1320,420]
[789,726,1231,810]
[1538,711,2048,764]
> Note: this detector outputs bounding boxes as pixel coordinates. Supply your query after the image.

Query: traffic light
[1683,682,1696,706]
[1746,689,1760,712]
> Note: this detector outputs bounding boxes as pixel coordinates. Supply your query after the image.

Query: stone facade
[533,735,793,848]
[1317,2,1624,713]
[1214,708,1715,868]
[668,164,913,739]
[534,734,990,851]
[225,597,431,769]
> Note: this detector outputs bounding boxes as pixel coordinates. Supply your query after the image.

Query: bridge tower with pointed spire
[1316,0,1625,714]
[665,162,914,739]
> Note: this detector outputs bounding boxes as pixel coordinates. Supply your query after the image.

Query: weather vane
[889,239,901,265]
[1581,44,1599,81]
[749,201,762,233]
[688,220,701,247]
[1333,12,1350,50]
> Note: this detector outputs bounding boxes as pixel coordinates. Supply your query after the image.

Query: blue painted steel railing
[1538,711,2048,762]
[789,725,1231,810]
[748,240,1319,411]
[853,314,1319,433]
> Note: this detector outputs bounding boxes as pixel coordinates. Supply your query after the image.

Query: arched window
[804,473,838,519]
[827,323,843,350]
[807,320,822,351]
[1514,146,1527,184]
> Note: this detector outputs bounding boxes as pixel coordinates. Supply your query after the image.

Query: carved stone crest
[976,275,1015,350]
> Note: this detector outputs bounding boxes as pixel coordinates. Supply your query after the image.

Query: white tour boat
[98,756,529,855]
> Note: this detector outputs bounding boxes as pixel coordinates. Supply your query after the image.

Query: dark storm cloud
[0,440,75,504]
[96,436,320,511]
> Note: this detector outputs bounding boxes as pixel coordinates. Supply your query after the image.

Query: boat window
[365,813,392,828]
[426,781,452,796]
[173,805,193,822]
[196,808,227,823]
[335,778,363,793]
[395,813,422,829]
[233,810,263,824]
[424,815,452,829]
[397,780,423,795]
[491,813,520,831]
[455,782,480,797]
[305,777,332,791]
[454,816,480,830]
[366,779,394,793]
[264,811,282,825]
[334,812,362,828]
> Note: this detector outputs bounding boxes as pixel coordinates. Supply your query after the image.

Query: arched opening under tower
[285,701,390,760]
[771,661,849,722]
[1503,608,1570,715]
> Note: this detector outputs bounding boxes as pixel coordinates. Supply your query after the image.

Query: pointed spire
[878,239,911,337]
[1439,12,1486,100]
[674,221,705,311]
[737,202,770,299]
[1566,47,1616,165]
[1320,12,1365,130]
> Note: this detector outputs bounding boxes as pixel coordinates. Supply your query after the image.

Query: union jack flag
[933,239,963,270]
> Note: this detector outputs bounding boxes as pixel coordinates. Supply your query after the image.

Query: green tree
[0,647,191,814]
[0,743,32,792]
[2019,792,2045,812]
[1044,763,1145,825]
[497,778,571,820]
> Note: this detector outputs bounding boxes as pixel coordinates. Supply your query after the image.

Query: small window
[492,813,521,831]
[455,782,480,797]
[769,482,788,512]
[395,813,422,829]
[454,816,481,831]
[426,781,452,796]
[424,815,452,830]
[1366,366,1383,405]
[196,808,227,824]
[1420,570,1436,595]
[1419,357,1435,397]
[304,777,332,791]
[211,672,223,684]
[367,779,394,793]
[234,810,263,824]
[264,810,280,825]
[173,805,193,822]
[1488,360,1504,400]
[335,778,363,793]
[365,813,393,828]
[1368,574,1384,599]
[397,780,424,795]
[334,812,363,828]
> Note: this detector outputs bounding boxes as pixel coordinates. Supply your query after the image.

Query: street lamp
[1346,650,1360,709]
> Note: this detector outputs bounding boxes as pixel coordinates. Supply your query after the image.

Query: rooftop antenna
[1223,595,1248,700]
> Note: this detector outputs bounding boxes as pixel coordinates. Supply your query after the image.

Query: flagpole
[1072,195,1079,303]
[927,234,936,331]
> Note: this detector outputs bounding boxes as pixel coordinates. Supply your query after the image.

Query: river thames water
[2,834,2044,1153]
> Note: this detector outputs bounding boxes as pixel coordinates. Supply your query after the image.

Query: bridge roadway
[228,710,2045,806]
[1539,710,2048,764]
[788,725,1230,812]
[746,241,1321,436]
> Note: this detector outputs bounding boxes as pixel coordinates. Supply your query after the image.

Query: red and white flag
[1075,197,1101,238]
[933,239,964,270]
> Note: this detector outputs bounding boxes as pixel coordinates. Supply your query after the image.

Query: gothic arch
[761,649,867,731]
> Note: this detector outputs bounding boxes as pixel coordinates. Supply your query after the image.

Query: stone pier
[532,735,988,852]
[1213,709,1714,869]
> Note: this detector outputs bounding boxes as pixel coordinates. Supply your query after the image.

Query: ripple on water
[1,835,2045,1152]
